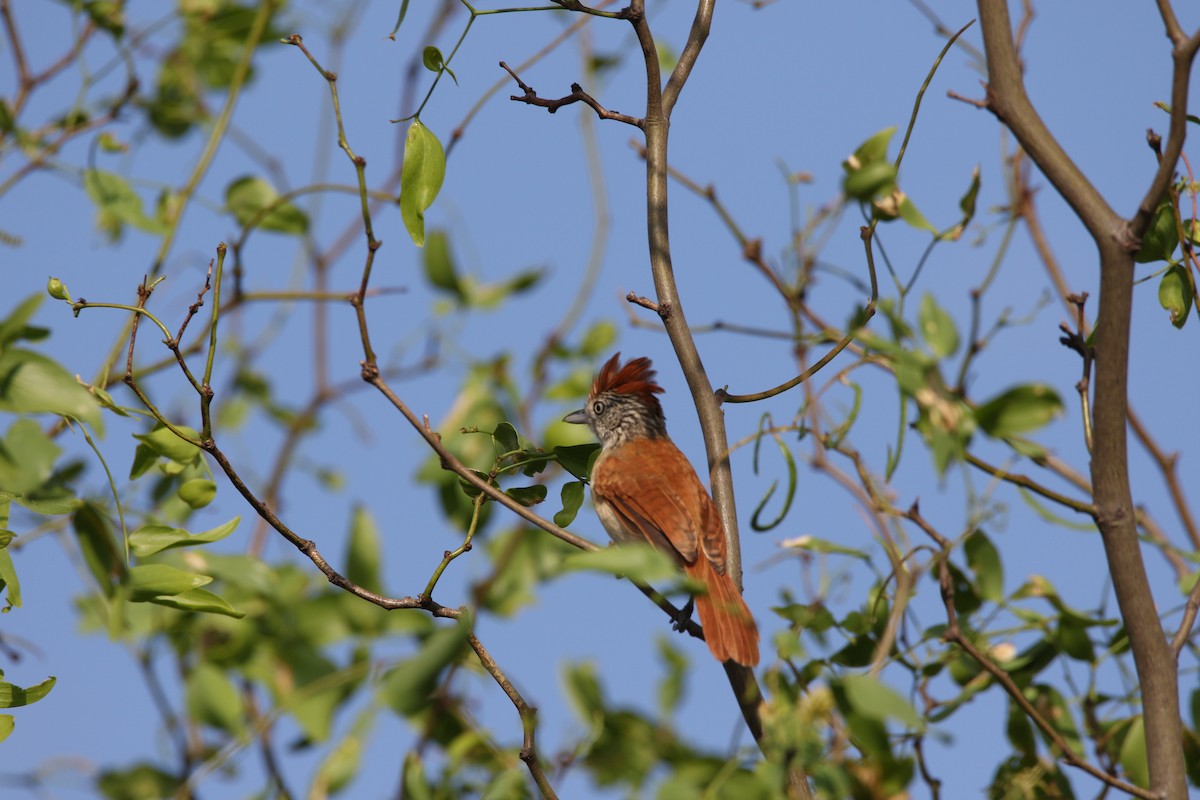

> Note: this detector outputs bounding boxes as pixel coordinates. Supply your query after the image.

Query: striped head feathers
[563,353,668,446]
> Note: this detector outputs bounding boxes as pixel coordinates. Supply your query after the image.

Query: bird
[563,353,760,666]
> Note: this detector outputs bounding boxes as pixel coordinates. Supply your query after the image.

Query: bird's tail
[689,558,759,666]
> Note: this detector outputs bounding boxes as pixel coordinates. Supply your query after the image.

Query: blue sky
[2,1,1198,797]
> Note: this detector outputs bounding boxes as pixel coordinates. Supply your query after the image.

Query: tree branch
[501,62,644,127]
[976,2,1191,795]
[906,502,1158,800]
[467,633,559,799]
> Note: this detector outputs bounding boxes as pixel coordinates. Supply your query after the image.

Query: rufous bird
[564,353,760,666]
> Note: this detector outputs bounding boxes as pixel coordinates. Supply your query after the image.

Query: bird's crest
[593,353,665,414]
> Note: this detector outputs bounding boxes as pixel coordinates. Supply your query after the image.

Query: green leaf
[918,293,959,358]
[0,676,55,708]
[479,528,575,616]
[554,444,599,479]
[177,478,216,508]
[896,193,938,234]
[843,160,897,202]
[128,517,239,557]
[468,268,546,308]
[0,714,11,743]
[941,166,981,242]
[561,661,605,720]
[380,616,472,716]
[83,1,125,37]
[554,481,585,527]
[132,424,201,463]
[655,637,688,716]
[0,549,20,610]
[224,175,309,234]
[482,770,526,800]
[964,530,1003,603]
[421,45,457,84]
[312,713,370,796]
[840,673,923,729]
[387,0,411,38]
[1028,683,1084,756]
[504,484,546,507]
[957,166,981,222]
[1187,218,1200,246]
[779,535,870,561]
[1157,263,1192,328]
[423,229,465,301]
[83,169,167,239]
[975,384,1062,438]
[492,422,520,454]
[845,126,897,168]
[96,764,177,800]
[1055,614,1094,662]
[0,419,61,496]
[580,320,617,357]
[1134,201,1177,263]
[347,506,383,595]
[73,503,124,596]
[402,753,433,800]
[128,444,157,479]
[147,587,243,618]
[186,662,243,733]
[0,294,44,349]
[1005,698,1037,757]
[560,543,682,585]
[1118,716,1148,788]
[126,564,212,601]
[0,349,103,430]
[399,120,446,247]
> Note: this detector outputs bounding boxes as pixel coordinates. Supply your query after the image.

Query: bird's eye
[592,400,605,415]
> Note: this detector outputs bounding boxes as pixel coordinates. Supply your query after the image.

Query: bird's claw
[671,597,695,632]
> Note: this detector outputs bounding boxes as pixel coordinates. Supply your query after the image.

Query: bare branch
[467,634,560,799]
[501,62,644,127]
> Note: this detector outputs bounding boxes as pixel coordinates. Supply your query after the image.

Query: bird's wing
[591,438,728,572]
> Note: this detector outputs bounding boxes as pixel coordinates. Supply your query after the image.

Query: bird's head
[563,352,667,447]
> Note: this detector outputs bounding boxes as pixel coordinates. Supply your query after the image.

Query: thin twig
[467,634,559,799]
[501,62,644,127]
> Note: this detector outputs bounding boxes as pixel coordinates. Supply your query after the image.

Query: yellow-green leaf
[225,175,309,235]
[148,587,243,618]
[1135,201,1177,263]
[177,478,216,508]
[976,384,1062,438]
[0,349,103,431]
[399,120,446,247]
[1158,263,1192,328]
[0,676,55,708]
[128,517,239,557]
[127,563,212,601]
[561,543,682,586]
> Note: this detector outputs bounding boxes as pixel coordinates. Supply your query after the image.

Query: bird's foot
[671,597,695,632]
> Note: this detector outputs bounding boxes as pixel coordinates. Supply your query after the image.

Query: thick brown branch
[977,2,1190,795]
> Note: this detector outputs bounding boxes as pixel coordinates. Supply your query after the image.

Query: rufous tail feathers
[688,557,760,666]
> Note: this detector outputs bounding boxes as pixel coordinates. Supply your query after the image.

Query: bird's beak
[563,409,588,425]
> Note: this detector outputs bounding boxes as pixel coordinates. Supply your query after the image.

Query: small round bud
[47,277,71,302]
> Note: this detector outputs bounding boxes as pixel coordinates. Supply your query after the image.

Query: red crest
[592,353,665,414]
